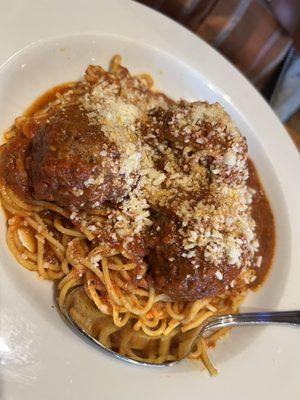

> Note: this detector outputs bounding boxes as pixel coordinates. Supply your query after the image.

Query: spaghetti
[0,55,275,374]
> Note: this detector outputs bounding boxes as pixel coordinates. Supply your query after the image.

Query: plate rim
[0,0,299,398]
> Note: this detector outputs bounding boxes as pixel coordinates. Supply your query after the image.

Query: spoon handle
[201,310,300,334]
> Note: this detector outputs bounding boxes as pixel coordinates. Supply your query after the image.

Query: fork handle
[202,310,300,333]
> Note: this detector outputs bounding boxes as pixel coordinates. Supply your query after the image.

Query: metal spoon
[64,286,300,367]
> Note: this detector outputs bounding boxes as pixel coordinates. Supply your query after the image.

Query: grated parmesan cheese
[52,60,259,280]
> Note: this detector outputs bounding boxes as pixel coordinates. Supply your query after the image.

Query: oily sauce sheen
[247,160,275,287]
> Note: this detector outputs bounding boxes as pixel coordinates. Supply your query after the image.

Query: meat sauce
[247,159,275,288]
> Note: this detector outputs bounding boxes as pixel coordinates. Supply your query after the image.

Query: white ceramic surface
[0,1,299,399]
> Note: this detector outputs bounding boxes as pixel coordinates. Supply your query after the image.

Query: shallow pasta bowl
[0,1,299,399]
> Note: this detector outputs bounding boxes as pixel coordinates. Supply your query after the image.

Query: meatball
[0,135,31,199]
[148,217,242,301]
[150,101,248,185]
[27,104,138,208]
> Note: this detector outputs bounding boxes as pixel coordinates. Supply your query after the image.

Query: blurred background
[136,0,300,150]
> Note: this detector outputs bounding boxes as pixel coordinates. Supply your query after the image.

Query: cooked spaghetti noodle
[0,55,275,374]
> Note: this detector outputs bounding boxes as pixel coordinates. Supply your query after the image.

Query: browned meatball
[148,216,243,301]
[0,135,31,199]
[27,104,136,209]
[150,101,248,186]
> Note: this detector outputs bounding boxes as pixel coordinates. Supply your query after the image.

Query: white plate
[0,1,299,399]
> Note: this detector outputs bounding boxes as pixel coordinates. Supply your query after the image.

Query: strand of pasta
[182,311,214,333]
[200,338,218,376]
[36,234,47,278]
[6,225,37,271]
[25,216,65,252]
[54,217,85,238]
[58,276,82,311]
